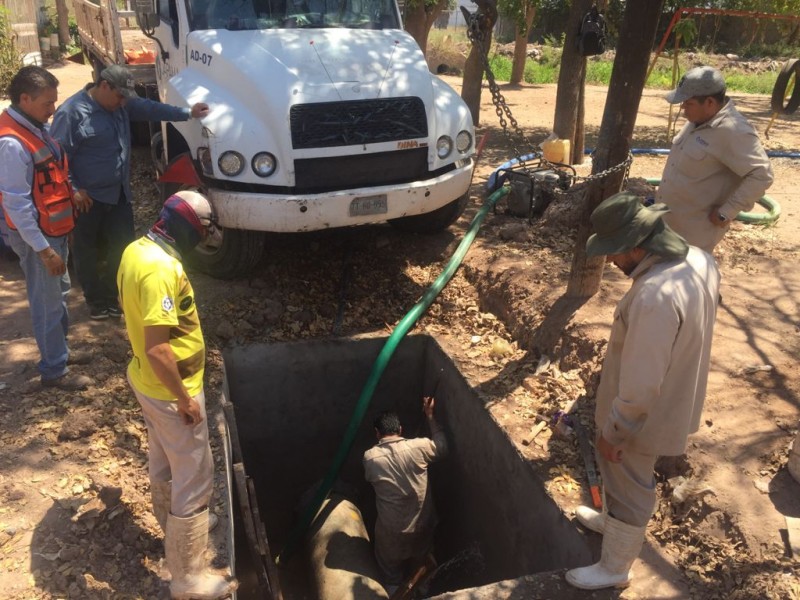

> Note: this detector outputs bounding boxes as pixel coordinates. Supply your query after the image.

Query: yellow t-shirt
[117,235,205,400]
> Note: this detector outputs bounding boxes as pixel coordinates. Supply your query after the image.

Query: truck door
[153,0,189,97]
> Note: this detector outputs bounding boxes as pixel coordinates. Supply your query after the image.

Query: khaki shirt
[658,99,773,252]
[363,426,447,535]
[596,249,720,456]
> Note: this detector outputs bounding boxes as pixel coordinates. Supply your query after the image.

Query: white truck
[74,0,476,278]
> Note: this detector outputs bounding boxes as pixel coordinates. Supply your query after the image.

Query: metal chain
[466,18,538,173]
[549,151,632,197]
[464,10,633,195]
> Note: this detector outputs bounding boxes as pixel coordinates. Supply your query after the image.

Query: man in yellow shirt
[117,191,236,599]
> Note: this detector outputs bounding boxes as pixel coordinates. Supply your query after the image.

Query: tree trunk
[788,23,800,46]
[573,77,585,164]
[56,0,70,48]
[565,0,665,298]
[510,5,536,85]
[552,0,592,163]
[461,1,498,126]
[404,2,429,55]
[404,0,449,57]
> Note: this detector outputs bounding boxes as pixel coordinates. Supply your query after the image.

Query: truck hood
[188,28,434,107]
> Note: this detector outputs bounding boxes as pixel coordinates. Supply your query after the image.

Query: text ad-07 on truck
[101,0,477,278]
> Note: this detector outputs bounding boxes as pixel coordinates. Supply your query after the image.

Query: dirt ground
[1,59,799,599]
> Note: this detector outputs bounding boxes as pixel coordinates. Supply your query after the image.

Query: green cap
[586,192,688,260]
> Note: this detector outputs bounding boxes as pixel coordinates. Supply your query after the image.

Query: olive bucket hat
[586,192,689,260]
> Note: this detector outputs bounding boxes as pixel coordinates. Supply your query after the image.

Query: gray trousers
[597,449,658,527]
[129,376,214,517]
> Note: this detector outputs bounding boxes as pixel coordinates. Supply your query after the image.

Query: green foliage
[488,53,556,84]
[645,64,678,90]
[67,15,80,52]
[496,0,539,35]
[523,59,556,83]
[481,39,777,95]
[488,55,513,81]
[0,8,23,98]
[724,71,779,94]
[673,18,698,46]
[585,60,613,85]
[542,32,564,48]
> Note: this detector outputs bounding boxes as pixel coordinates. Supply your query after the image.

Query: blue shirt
[51,86,191,205]
[0,107,65,252]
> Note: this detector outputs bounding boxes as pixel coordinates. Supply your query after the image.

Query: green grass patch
[432,36,778,96]
[486,51,777,96]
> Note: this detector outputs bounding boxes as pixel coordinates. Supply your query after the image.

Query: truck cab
[136,0,475,277]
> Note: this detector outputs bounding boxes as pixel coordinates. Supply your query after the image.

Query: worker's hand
[177,395,204,426]
[38,247,66,276]
[597,433,623,464]
[190,103,210,119]
[422,396,435,418]
[73,189,93,213]
[708,208,729,227]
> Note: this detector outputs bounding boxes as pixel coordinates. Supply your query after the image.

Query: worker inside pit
[363,396,448,593]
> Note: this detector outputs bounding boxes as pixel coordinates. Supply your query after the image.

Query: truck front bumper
[208,159,473,232]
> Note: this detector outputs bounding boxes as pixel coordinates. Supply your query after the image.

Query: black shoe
[89,306,109,320]
[42,372,93,390]
[107,306,123,319]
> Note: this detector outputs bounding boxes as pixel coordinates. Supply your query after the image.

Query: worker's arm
[422,396,448,459]
[126,97,193,123]
[143,325,203,425]
[716,129,774,220]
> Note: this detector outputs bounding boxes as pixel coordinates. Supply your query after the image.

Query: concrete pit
[221,334,592,599]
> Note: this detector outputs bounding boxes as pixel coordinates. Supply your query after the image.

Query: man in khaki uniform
[364,397,448,591]
[657,66,773,253]
[566,193,720,591]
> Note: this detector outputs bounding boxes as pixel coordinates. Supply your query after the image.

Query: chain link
[464,11,633,195]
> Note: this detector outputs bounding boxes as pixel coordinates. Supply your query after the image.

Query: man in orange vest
[0,66,93,390]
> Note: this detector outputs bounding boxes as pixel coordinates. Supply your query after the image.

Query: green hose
[644,178,781,224]
[275,186,510,565]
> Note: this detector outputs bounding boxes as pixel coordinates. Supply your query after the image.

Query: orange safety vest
[0,110,75,237]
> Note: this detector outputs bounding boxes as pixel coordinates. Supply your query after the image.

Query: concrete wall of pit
[222,334,592,598]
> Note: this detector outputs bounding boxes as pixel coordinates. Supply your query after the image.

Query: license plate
[349,194,388,217]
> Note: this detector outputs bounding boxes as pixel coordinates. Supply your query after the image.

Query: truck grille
[290,97,428,149]
[294,147,429,193]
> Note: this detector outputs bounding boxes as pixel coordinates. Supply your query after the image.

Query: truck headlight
[218,151,245,176]
[436,136,453,159]
[252,152,277,177]
[456,130,472,153]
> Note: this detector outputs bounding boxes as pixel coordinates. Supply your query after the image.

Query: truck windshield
[190,0,401,30]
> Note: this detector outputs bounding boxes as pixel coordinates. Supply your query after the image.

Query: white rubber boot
[565,515,646,590]
[152,482,218,534]
[166,510,237,600]
[575,505,607,534]
[789,430,800,484]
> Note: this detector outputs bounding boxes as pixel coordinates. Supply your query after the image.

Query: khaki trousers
[597,449,658,527]
[129,376,214,517]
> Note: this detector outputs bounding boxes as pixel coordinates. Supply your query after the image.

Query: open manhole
[220,334,591,598]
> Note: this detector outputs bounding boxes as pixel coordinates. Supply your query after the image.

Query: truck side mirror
[134,0,160,34]
[140,12,161,30]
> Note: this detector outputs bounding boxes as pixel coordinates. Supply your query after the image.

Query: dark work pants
[72,192,135,309]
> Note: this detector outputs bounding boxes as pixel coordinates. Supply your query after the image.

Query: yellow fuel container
[542,138,571,164]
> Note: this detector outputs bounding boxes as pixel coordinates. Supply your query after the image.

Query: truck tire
[771,58,800,115]
[186,227,266,280]
[389,192,470,234]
